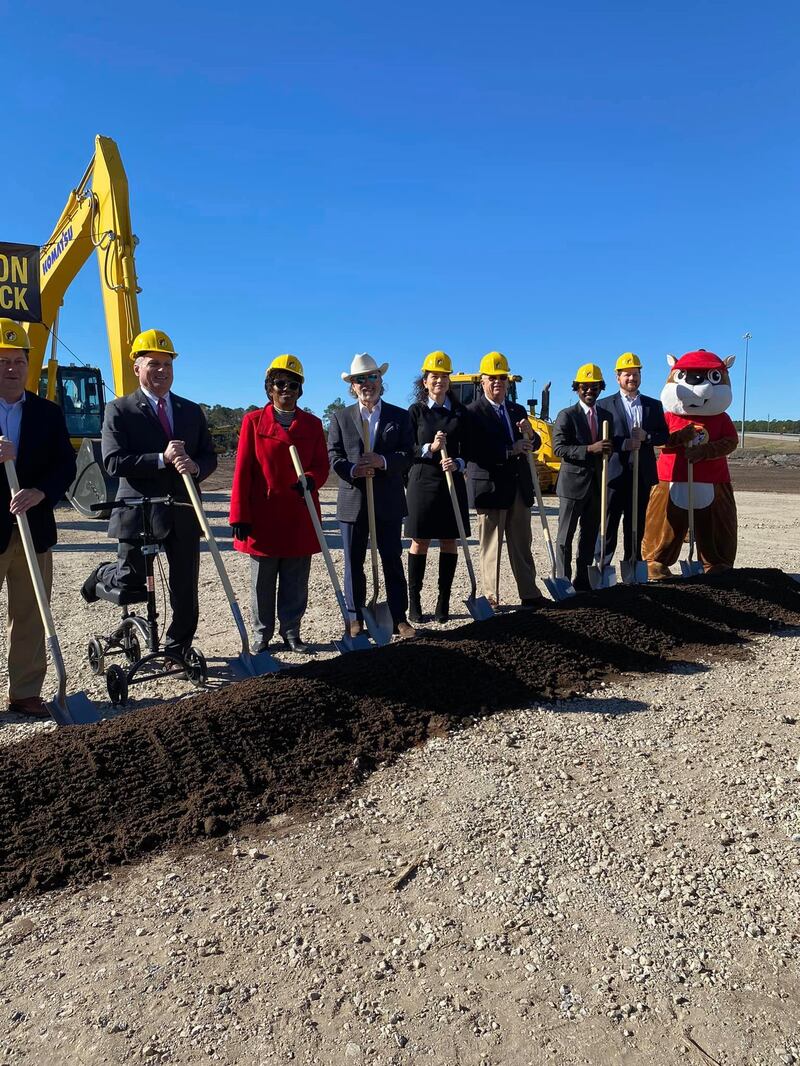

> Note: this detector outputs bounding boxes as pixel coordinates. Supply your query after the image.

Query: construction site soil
[1,568,799,902]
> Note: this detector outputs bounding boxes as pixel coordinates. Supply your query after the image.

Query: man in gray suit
[552,363,612,591]
[81,329,217,653]
[327,354,416,639]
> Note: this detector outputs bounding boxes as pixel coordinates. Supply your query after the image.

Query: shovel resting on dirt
[3,446,100,726]
[619,448,649,585]
[180,471,281,677]
[441,445,493,620]
[359,420,394,645]
[289,445,371,653]
[588,421,617,590]
[679,461,704,577]
[525,448,575,601]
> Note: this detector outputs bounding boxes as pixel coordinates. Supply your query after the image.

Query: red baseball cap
[673,349,726,371]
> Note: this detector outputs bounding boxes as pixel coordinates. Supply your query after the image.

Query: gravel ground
[0,478,798,1064]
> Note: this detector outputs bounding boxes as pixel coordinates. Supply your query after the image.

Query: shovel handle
[360,419,381,605]
[599,420,610,565]
[441,446,478,592]
[526,451,558,577]
[180,471,250,654]
[289,445,351,627]
[631,447,640,546]
[687,460,696,563]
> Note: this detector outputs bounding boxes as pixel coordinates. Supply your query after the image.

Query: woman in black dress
[405,351,471,623]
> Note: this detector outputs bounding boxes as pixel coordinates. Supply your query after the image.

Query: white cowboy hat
[341,352,389,383]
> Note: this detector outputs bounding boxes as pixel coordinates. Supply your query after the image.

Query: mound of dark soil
[1,568,798,899]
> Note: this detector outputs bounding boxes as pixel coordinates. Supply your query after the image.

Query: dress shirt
[0,391,25,451]
[420,396,465,471]
[620,391,642,432]
[350,400,387,477]
[140,386,174,469]
[486,397,515,445]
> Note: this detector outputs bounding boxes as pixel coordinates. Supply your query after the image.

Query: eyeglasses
[577,382,600,390]
[273,379,301,392]
[352,373,379,384]
[486,374,508,382]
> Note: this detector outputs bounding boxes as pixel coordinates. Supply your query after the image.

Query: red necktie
[587,406,597,442]
[157,396,172,438]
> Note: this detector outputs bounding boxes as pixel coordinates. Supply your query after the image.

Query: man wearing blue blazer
[596,352,669,565]
[327,354,416,640]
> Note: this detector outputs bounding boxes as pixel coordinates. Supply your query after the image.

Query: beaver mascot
[641,349,738,578]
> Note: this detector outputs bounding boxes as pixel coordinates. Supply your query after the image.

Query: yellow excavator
[24,135,140,516]
[449,372,560,491]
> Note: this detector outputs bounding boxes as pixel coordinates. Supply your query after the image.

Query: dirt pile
[1,568,798,900]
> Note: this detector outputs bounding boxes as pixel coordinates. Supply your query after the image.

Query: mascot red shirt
[641,349,739,578]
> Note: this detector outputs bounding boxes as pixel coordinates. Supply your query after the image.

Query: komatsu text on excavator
[23,135,141,516]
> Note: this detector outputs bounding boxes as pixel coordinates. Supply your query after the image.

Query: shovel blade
[635,561,649,583]
[362,602,393,646]
[337,631,373,653]
[588,563,616,590]
[51,692,102,727]
[465,594,494,621]
[544,576,575,601]
[680,560,704,577]
[244,650,282,676]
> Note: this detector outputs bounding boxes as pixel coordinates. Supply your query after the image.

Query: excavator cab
[38,365,105,438]
[37,364,117,517]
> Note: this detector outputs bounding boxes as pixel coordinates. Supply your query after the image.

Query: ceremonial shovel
[289,446,371,653]
[441,445,493,620]
[524,443,575,601]
[620,447,649,585]
[680,461,704,577]
[359,420,393,645]
[180,471,281,677]
[588,421,617,590]
[3,445,100,725]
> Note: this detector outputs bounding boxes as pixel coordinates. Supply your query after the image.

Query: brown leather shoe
[348,620,365,638]
[394,621,417,640]
[7,697,51,720]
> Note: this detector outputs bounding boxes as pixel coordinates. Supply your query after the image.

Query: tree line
[200,399,348,452]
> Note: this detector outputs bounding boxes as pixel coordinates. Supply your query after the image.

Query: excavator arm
[26,135,140,399]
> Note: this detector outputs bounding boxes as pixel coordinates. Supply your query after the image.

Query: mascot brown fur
[641,349,738,578]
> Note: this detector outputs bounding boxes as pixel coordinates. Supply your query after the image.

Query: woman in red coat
[229,355,329,654]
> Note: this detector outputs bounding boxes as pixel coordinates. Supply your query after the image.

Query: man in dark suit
[327,353,416,639]
[552,363,613,591]
[0,319,76,719]
[81,329,217,654]
[466,351,541,607]
[596,352,669,565]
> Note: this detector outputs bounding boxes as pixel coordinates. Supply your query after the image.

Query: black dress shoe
[520,596,545,608]
[282,633,311,654]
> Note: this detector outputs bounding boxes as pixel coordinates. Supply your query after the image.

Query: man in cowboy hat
[327,353,416,639]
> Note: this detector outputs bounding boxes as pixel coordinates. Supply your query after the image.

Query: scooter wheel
[122,631,141,664]
[106,664,128,706]
[87,638,104,676]
[184,647,207,688]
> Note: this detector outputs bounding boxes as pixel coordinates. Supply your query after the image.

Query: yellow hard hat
[268,353,305,381]
[574,363,604,383]
[421,350,452,374]
[0,318,30,351]
[615,351,642,371]
[479,351,510,376]
[130,329,177,360]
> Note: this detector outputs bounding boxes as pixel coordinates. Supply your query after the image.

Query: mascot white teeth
[641,349,739,578]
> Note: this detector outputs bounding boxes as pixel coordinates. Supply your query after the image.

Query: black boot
[435,552,458,622]
[407,553,427,624]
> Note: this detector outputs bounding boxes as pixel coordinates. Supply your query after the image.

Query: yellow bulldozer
[449,372,560,492]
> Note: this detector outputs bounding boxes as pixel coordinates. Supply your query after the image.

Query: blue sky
[3,1,797,420]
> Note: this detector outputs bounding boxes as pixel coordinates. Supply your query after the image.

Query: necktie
[156,396,172,438]
[497,404,513,444]
[587,406,597,442]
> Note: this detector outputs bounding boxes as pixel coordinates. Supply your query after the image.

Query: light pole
[740,331,751,446]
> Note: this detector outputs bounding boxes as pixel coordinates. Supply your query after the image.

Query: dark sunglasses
[273,379,301,391]
[352,373,379,384]
[487,374,508,382]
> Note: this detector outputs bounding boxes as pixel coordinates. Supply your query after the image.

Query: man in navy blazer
[596,352,668,565]
[327,354,415,639]
[0,319,76,718]
[81,329,217,654]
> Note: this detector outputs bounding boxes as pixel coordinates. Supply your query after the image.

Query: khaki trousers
[477,489,538,602]
[0,529,52,701]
